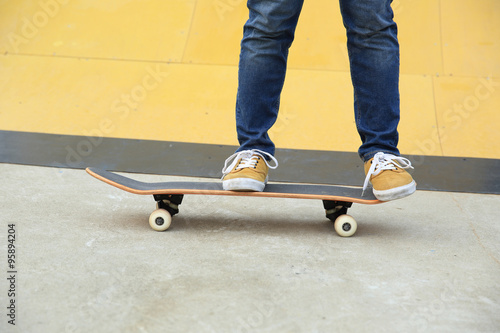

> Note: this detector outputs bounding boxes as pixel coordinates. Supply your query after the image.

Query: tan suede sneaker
[221,150,278,191]
[363,152,416,201]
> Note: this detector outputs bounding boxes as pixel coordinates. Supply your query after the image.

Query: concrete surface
[1,163,499,333]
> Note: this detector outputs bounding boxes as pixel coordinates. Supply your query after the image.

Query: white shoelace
[221,149,278,179]
[362,152,413,195]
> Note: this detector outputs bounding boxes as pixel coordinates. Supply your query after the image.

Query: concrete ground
[1,163,499,333]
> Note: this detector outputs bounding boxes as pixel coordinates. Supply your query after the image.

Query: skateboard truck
[323,200,352,221]
[154,194,184,216]
[149,194,184,231]
[323,200,357,236]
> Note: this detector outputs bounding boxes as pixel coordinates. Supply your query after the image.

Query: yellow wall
[1,0,499,159]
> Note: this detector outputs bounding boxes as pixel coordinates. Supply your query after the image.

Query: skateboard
[86,168,383,237]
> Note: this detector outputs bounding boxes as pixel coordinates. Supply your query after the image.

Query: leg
[339,0,401,161]
[340,0,415,201]
[236,0,304,156]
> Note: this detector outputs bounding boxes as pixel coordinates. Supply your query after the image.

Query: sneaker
[363,152,416,201]
[221,149,278,191]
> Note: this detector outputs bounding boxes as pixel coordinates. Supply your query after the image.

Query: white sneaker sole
[222,178,266,192]
[373,180,416,201]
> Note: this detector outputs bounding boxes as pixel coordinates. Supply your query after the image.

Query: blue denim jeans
[235,0,400,162]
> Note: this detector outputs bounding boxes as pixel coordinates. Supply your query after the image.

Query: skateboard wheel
[148,209,172,232]
[334,214,357,237]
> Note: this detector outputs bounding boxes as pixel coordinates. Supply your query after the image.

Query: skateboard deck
[86,167,383,236]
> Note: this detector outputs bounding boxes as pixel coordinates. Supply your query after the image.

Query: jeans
[235,0,400,162]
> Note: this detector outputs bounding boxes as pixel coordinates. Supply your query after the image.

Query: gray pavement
[1,163,499,333]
